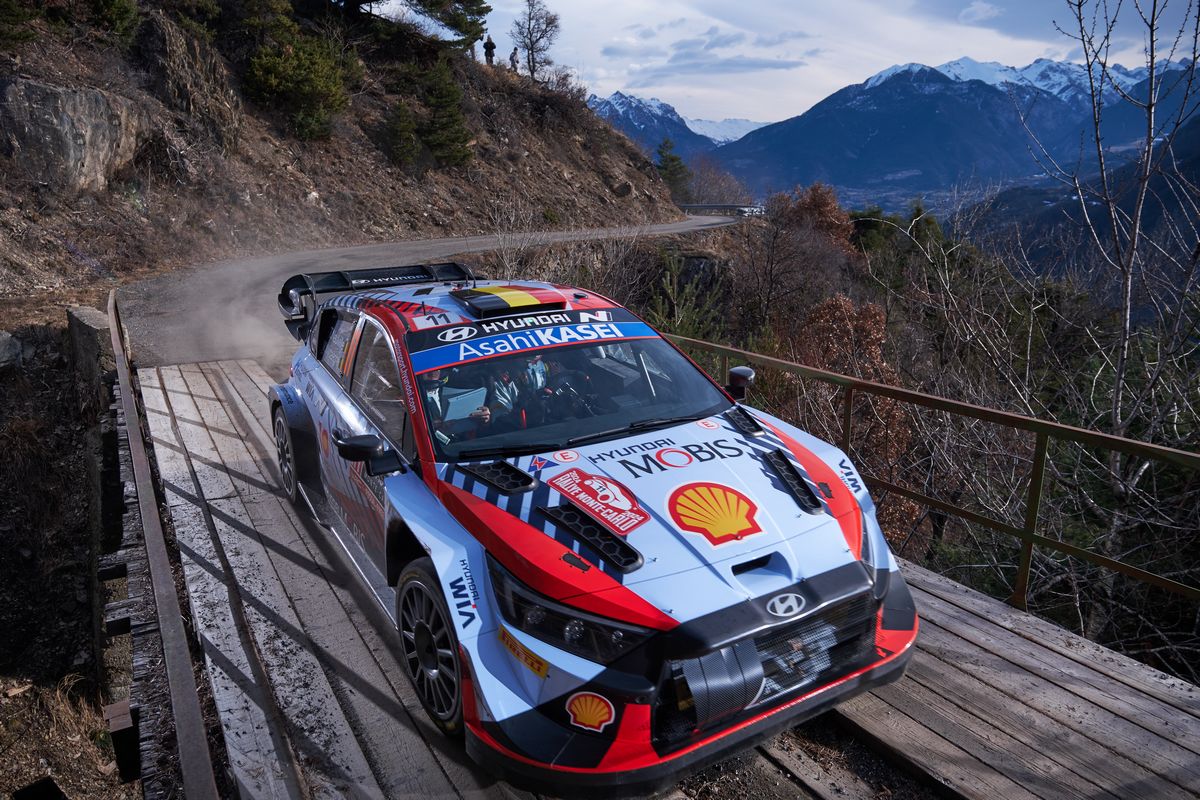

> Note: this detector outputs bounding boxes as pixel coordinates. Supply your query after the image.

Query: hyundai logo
[437,326,477,343]
[766,593,806,618]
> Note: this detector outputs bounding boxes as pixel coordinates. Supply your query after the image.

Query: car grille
[653,592,877,751]
[753,593,876,704]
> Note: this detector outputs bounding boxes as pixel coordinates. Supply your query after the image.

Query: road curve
[119,215,733,372]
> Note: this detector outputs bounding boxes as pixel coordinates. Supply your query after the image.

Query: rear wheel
[396,558,463,735]
[272,408,299,504]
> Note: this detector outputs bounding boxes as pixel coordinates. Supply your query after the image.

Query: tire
[396,558,463,736]
[272,407,300,505]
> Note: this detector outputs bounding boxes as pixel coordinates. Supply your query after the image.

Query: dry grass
[0,676,136,797]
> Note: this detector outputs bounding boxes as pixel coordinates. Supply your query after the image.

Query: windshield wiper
[564,414,707,447]
[452,443,561,461]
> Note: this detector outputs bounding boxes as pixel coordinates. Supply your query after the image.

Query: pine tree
[385,101,421,167]
[420,58,472,166]
[407,0,491,46]
[656,139,692,204]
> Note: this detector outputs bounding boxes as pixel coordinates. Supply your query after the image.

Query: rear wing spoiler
[277,262,474,339]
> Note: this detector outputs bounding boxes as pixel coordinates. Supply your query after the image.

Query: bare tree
[687,154,752,205]
[510,0,560,80]
[850,0,1200,674]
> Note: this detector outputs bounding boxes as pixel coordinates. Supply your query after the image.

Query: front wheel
[396,558,463,736]
[272,408,299,504]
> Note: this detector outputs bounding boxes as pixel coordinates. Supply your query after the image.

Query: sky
[451,0,1188,122]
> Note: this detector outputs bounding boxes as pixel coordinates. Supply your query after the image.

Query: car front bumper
[461,570,919,795]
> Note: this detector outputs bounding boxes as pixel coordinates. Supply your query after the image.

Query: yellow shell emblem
[565,692,615,732]
[669,482,762,546]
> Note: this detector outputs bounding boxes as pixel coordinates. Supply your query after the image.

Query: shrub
[0,0,38,46]
[92,0,140,48]
[542,207,560,225]
[384,101,421,166]
[245,35,349,139]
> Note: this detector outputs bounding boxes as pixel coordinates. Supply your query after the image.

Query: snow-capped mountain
[587,92,715,158]
[867,55,1189,110]
[683,116,769,144]
[720,54,1195,198]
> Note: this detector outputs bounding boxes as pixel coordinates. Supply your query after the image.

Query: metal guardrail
[108,291,220,799]
[678,204,765,216]
[666,334,1200,608]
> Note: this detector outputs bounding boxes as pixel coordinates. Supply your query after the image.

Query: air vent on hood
[458,460,536,494]
[539,503,644,573]
[724,406,765,437]
[763,449,823,513]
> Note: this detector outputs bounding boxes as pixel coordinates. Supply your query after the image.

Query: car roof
[326,279,624,331]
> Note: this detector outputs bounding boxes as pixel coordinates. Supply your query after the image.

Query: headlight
[487,555,652,664]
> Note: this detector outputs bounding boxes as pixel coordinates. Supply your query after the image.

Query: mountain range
[586,92,767,158]
[592,56,1195,205]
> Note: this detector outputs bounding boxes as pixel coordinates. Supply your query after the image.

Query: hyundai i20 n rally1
[269,262,918,793]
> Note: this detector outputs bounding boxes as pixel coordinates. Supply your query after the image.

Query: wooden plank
[901,559,1200,719]
[139,368,203,508]
[913,585,1200,776]
[216,360,274,435]
[758,739,879,800]
[157,366,237,504]
[904,640,1168,799]
[838,692,1034,800]
[236,358,279,397]
[913,603,1200,794]
[876,665,1121,800]
[178,364,276,501]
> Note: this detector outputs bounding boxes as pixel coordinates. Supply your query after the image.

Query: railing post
[721,353,729,382]
[1009,432,1048,610]
[841,387,854,453]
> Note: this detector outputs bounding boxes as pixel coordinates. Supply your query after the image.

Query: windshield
[412,337,731,461]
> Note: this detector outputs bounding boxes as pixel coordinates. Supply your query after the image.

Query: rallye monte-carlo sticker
[547,468,649,535]
[404,308,655,373]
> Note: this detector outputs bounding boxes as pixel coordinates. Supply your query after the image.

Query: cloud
[628,53,808,88]
[958,1,1002,25]
[601,41,669,59]
[753,30,813,47]
[705,31,746,50]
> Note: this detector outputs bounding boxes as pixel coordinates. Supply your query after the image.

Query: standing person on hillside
[509,46,519,72]
[483,35,496,66]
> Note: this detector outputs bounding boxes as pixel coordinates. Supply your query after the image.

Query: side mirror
[335,433,385,462]
[335,433,406,476]
[725,365,756,400]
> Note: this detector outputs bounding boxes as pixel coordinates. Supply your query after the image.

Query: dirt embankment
[0,13,676,326]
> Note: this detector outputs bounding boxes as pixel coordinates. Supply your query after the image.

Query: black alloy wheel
[273,409,300,504]
[396,558,463,735]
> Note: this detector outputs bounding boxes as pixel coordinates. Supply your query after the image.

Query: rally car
[270,262,918,793]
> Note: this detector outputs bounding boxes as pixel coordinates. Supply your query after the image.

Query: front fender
[269,383,321,494]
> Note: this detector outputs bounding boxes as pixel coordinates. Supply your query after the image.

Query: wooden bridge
[126,355,1200,799]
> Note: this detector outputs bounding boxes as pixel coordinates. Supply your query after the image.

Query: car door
[305,306,362,523]
[340,317,423,560]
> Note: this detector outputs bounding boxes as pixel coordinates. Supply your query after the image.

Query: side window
[350,323,414,457]
[317,310,356,376]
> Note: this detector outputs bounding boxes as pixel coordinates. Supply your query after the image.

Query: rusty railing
[665,334,1200,609]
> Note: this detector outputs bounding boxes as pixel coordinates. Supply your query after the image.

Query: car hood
[439,407,867,625]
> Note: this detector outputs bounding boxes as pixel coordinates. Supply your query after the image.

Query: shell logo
[565,691,616,732]
[668,482,762,546]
